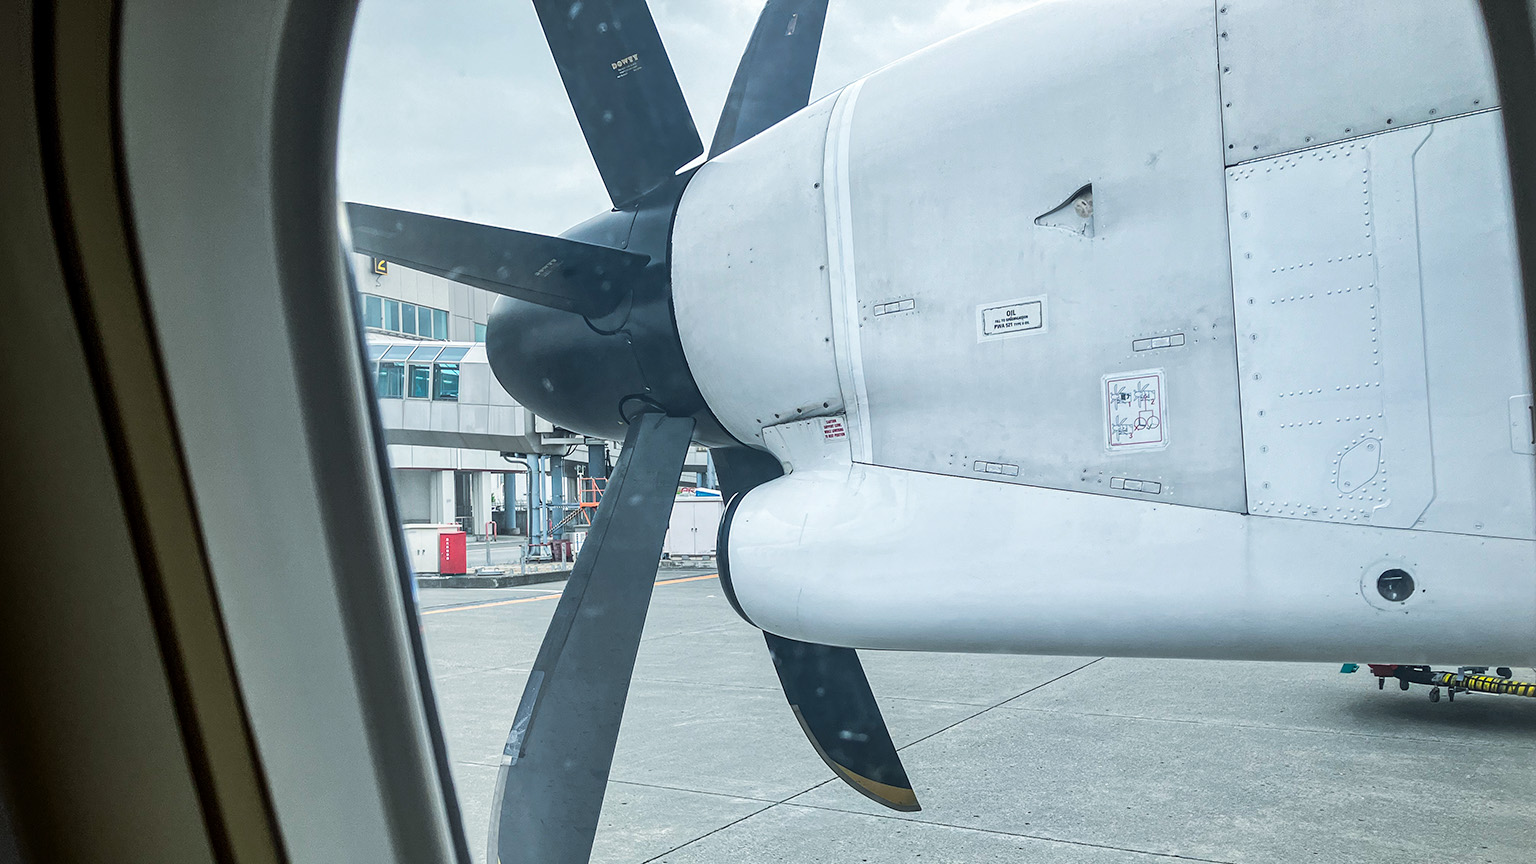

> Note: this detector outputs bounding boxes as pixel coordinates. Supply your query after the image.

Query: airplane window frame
[92,1,1536,863]
[114,0,473,860]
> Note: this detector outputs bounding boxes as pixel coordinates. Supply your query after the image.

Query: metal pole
[526,453,545,553]
[550,455,565,546]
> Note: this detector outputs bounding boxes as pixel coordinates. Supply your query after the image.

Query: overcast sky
[338,0,1040,236]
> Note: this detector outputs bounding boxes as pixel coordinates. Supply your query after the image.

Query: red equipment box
[439,530,467,575]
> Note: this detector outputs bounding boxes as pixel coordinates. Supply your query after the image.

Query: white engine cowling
[676,0,1536,661]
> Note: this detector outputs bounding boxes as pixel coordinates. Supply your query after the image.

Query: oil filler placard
[976,296,1047,342]
[1104,369,1168,451]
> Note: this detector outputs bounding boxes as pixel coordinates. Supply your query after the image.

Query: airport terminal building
[351,252,710,540]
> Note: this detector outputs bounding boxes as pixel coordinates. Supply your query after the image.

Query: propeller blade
[710,445,783,497]
[346,203,646,319]
[709,0,830,158]
[532,0,704,208]
[765,632,921,812]
[712,446,920,812]
[488,412,694,864]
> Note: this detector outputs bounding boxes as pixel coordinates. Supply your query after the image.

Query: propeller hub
[484,176,733,446]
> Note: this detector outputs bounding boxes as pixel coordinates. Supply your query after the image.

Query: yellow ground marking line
[420,573,718,616]
[654,573,721,587]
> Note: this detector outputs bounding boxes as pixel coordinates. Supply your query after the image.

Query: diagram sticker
[977,295,1047,342]
[1104,369,1168,451]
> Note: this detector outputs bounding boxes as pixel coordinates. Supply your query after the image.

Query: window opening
[407,364,431,398]
[433,364,460,401]
[376,362,405,398]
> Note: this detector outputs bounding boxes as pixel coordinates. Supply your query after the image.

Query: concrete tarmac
[462,537,537,568]
[418,571,1536,864]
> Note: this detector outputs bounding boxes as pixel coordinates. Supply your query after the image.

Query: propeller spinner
[345,2,916,861]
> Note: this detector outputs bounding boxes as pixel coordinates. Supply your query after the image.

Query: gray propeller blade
[346,203,647,319]
[532,0,704,208]
[488,412,695,864]
[763,633,919,811]
[709,0,830,158]
[712,445,920,811]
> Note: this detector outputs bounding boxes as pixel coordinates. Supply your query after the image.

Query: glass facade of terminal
[362,292,451,340]
[366,343,469,401]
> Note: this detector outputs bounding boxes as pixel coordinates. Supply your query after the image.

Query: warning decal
[1104,369,1167,451]
[821,416,847,440]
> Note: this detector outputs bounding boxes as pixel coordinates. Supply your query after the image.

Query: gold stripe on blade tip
[788,706,921,812]
[830,762,922,812]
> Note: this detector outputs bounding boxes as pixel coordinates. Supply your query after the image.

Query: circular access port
[1376,568,1415,602]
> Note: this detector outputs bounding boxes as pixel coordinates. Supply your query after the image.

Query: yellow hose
[1428,672,1536,697]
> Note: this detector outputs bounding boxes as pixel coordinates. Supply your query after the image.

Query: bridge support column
[526,454,546,549]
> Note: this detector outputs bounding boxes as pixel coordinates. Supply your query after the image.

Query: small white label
[1104,369,1168,451]
[821,416,847,440]
[977,296,1046,342]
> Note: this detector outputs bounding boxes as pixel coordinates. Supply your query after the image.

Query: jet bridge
[367,339,557,455]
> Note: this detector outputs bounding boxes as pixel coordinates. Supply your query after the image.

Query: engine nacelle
[674,0,1536,661]
[719,417,1534,663]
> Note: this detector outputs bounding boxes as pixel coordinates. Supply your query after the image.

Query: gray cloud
[338,0,1039,235]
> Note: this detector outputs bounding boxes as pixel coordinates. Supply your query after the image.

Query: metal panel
[1230,113,1533,538]
[489,406,513,436]
[392,469,434,523]
[428,401,457,432]
[673,96,844,447]
[428,274,451,313]
[376,397,403,429]
[461,363,491,404]
[1217,0,1497,163]
[1405,112,1535,538]
[1230,130,1432,528]
[489,375,515,406]
[402,398,430,428]
[845,0,1247,510]
[462,404,488,436]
